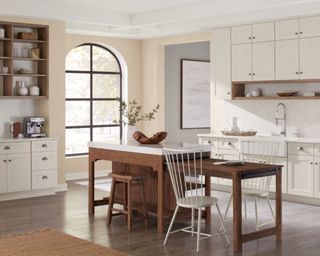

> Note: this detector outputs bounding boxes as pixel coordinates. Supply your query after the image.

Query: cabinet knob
[42,144,47,148]
[4,146,10,150]
[252,73,255,76]
[310,161,313,165]
[42,156,48,161]
[295,32,299,35]
[248,37,252,40]
[300,71,303,74]
[227,92,230,95]
[252,36,255,39]
[42,175,48,180]
[8,159,11,162]
[227,141,232,146]
[296,71,299,75]
[3,160,6,162]
[315,162,319,165]
[300,31,303,34]
[249,73,252,76]
[297,146,304,151]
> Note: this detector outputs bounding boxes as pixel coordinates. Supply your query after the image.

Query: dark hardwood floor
[1,180,320,256]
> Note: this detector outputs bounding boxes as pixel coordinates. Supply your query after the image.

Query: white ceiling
[2,0,320,38]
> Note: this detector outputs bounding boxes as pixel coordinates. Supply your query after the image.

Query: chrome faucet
[275,103,286,137]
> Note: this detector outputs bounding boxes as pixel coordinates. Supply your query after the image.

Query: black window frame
[65,43,123,157]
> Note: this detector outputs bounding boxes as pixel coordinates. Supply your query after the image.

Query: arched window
[65,43,123,156]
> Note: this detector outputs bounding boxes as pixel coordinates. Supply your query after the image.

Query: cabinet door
[275,39,299,80]
[212,28,232,99]
[314,157,320,198]
[252,41,275,80]
[288,154,313,197]
[7,153,31,193]
[232,43,252,81]
[231,25,252,44]
[275,19,299,40]
[300,37,320,79]
[0,155,7,193]
[299,16,320,38]
[252,22,274,42]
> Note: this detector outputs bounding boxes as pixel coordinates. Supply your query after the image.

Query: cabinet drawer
[288,143,313,156]
[314,144,320,156]
[32,152,57,170]
[219,139,239,150]
[0,142,30,154]
[32,170,57,190]
[200,137,218,148]
[32,140,57,152]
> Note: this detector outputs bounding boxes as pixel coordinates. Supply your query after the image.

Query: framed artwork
[181,59,210,129]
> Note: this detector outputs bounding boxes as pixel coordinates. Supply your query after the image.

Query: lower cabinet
[0,154,7,193]
[314,156,320,198]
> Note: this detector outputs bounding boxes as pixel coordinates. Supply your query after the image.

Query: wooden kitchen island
[88,141,282,253]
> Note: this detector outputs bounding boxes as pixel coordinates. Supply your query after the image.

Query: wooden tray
[276,91,298,97]
[221,130,257,136]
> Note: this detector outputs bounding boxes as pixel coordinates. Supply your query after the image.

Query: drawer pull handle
[42,157,48,161]
[4,146,10,150]
[42,175,48,180]
[297,146,304,151]
[227,141,232,146]
[42,144,47,148]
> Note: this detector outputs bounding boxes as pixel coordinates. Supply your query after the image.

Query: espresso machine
[23,116,46,138]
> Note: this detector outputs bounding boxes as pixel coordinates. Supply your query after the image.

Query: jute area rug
[0,229,127,256]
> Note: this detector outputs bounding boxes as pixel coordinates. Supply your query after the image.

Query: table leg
[205,176,211,224]
[157,165,164,233]
[276,169,282,241]
[232,173,242,252]
[89,156,95,214]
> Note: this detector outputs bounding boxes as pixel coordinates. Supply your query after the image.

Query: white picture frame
[181,59,210,129]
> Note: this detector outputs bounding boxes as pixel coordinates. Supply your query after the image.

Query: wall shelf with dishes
[232,79,320,100]
[0,21,48,99]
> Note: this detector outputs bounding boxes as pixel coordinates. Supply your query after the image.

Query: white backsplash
[224,100,320,138]
[0,100,37,138]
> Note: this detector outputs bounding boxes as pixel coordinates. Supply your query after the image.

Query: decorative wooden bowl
[133,131,167,144]
[276,91,298,97]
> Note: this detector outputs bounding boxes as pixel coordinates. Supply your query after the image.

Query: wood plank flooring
[1,180,320,255]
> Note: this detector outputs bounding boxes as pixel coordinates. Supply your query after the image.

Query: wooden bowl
[133,131,167,144]
[276,91,298,97]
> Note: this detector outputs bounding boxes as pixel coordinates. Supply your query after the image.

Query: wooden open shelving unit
[0,21,48,99]
[232,79,320,100]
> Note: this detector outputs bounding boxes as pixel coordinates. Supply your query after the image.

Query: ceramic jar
[29,85,40,96]
[18,81,28,96]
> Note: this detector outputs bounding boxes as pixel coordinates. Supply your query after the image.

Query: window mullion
[90,44,93,142]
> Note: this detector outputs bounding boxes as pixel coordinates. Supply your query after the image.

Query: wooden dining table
[88,142,282,253]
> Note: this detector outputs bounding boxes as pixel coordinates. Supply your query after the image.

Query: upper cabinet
[300,16,320,38]
[275,19,299,40]
[300,37,320,79]
[231,22,274,44]
[0,21,48,99]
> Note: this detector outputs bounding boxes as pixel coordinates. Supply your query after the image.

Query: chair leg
[107,178,116,226]
[127,181,132,231]
[191,208,195,237]
[223,193,233,222]
[163,205,180,246]
[266,195,275,219]
[139,179,148,227]
[216,204,230,244]
[254,196,259,231]
[197,208,201,253]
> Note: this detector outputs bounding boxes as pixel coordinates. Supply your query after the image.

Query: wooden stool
[107,172,148,231]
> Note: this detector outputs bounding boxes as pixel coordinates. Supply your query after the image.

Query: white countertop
[0,137,57,143]
[88,141,211,155]
[197,133,320,144]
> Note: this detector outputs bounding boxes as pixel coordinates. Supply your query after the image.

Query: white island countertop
[0,137,57,143]
[88,141,211,155]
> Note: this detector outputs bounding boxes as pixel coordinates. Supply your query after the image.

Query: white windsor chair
[163,147,229,253]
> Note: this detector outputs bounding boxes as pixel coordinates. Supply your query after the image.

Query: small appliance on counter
[23,116,46,138]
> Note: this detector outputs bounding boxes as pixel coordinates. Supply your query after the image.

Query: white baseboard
[65,169,111,181]
[0,189,56,201]
[55,183,68,192]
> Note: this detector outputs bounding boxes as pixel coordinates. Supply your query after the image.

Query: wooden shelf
[0,38,11,41]
[13,74,47,77]
[14,58,47,61]
[0,56,11,60]
[0,73,12,76]
[13,39,47,44]
[0,96,48,99]
[234,96,320,100]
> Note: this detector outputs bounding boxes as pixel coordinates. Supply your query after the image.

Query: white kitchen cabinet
[0,154,7,193]
[232,43,252,81]
[288,154,314,197]
[211,28,231,99]
[314,157,320,198]
[300,16,320,38]
[299,37,320,79]
[252,41,275,80]
[231,25,251,44]
[275,39,299,80]
[231,22,274,44]
[7,153,31,193]
[275,19,299,40]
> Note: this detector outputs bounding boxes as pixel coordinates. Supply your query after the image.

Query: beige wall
[64,34,142,176]
[142,32,211,135]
